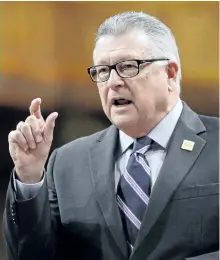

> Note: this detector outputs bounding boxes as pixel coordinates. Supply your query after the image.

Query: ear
[166,61,178,82]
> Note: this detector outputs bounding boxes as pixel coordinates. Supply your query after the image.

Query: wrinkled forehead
[93,30,153,65]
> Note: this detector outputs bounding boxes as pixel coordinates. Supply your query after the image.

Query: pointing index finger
[29,98,42,119]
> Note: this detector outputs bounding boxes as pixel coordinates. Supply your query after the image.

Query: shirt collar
[119,99,183,154]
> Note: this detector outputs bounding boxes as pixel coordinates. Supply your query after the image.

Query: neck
[120,97,180,138]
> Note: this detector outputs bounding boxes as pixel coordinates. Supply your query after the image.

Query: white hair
[95,11,182,92]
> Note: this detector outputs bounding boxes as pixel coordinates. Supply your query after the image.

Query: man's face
[93,30,179,137]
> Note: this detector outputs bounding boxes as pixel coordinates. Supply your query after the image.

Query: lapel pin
[181,140,195,151]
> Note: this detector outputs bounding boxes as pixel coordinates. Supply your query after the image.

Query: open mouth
[113,98,133,106]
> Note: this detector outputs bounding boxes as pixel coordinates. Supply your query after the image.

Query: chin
[112,117,137,130]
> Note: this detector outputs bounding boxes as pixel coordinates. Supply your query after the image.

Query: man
[3,11,219,260]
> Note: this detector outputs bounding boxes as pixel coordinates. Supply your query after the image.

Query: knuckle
[15,131,24,142]
[16,121,22,129]
[8,130,22,143]
[25,115,34,123]
[22,122,30,130]
[8,131,15,141]
[25,116,40,134]
[16,121,29,132]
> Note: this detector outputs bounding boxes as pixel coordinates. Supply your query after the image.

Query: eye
[120,61,138,72]
[97,67,109,75]
[124,64,134,69]
[96,66,110,80]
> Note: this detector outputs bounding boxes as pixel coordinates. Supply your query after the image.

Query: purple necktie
[117,136,152,251]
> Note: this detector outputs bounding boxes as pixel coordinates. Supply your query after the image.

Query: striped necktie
[117,136,152,251]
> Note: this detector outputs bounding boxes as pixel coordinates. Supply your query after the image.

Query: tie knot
[132,136,152,154]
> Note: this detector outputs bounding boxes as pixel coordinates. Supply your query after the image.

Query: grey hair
[95,11,182,92]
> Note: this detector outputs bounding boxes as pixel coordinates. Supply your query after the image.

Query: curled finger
[25,115,43,143]
[17,122,36,149]
[8,130,29,152]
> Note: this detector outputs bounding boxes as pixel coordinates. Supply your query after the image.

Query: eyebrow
[94,56,140,66]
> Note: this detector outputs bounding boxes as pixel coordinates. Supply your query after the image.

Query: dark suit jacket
[3,103,219,260]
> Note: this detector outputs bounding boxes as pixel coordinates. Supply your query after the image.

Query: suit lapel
[89,125,128,259]
[131,103,207,258]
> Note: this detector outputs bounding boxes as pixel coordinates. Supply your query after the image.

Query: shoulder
[56,126,111,155]
[199,114,219,133]
[197,114,219,147]
[181,101,218,134]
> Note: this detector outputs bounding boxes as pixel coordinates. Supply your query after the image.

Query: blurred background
[0,2,219,259]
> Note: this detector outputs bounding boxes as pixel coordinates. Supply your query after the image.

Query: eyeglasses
[87,58,169,83]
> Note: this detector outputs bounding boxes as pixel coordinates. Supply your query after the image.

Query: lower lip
[112,103,133,111]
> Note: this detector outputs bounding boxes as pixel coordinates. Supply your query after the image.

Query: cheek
[98,86,108,107]
[140,73,167,96]
[128,77,151,100]
[130,78,162,108]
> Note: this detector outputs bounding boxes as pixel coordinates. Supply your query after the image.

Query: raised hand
[8,98,58,183]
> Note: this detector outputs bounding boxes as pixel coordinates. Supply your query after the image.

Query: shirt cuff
[13,171,45,200]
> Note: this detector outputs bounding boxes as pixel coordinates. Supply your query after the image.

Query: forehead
[93,30,152,65]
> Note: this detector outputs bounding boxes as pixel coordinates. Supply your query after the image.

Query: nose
[107,69,124,91]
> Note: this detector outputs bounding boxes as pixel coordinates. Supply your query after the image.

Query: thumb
[43,112,58,144]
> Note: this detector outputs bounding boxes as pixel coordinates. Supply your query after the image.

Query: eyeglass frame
[87,58,169,83]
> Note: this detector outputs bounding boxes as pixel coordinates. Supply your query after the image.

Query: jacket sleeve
[2,149,60,260]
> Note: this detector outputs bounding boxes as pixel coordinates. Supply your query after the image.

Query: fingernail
[36,135,42,143]
[30,143,36,149]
